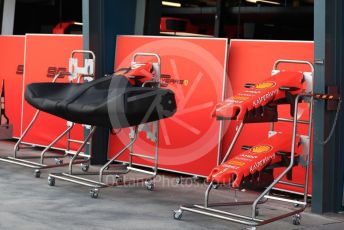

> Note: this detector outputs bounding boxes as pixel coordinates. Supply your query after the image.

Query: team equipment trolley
[0,50,96,178]
[174,60,340,228]
[31,53,177,198]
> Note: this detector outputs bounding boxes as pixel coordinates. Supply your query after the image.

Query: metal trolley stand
[48,53,162,198]
[173,60,322,229]
[0,50,95,178]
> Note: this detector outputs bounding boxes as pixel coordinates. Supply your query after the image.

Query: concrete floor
[0,141,344,230]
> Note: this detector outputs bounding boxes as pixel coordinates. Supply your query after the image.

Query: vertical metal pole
[0,0,4,32]
[214,0,225,37]
[303,98,313,203]
[270,122,275,132]
[128,128,135,168]
[143,0,161,35]
[1,0,15,35]
[154,121,159,174]
[313,0,344,213]
[134,0,145,35]
[335,0,344,211]
[313,0,326,214]
[83,0,138,165]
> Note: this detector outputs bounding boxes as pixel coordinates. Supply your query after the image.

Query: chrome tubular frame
[174,60,315,228]
[0,50,95,177]
[48,53,162,198]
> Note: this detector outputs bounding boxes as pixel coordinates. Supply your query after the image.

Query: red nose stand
[208,133,301,188]
[174,60,320,229]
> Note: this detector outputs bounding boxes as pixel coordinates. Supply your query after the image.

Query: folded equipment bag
[25,75,176,128]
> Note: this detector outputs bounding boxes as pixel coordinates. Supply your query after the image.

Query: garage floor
[0,141,344,230]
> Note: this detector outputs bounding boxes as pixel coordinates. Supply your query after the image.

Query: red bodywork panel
[125,63,153,83]
[214,71,304,120]
[52,21,82,34]
[114,63,154,86]
[207,132,300,188]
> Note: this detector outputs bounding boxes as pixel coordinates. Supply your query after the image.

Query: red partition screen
[21,34,84,150]
[108,36,228,176]
[0,36,25,138]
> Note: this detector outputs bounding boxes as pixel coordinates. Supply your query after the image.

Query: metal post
[1,0,15,35]
[83,0,138,165]
[303,98,313,203]
[143,0,161,35]
[0,0,3,32]
[313,0,344,213]
[214,0,225,37]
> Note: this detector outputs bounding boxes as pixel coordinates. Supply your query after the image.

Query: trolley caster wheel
[81,164,89,172]
[293,203,300,207]
[212,184,220,189]
[292,214,301,225]
[90,188,99,199]
[54,158,63,165]
[145,180,154,191]
[34,169,41,178]
[173,209,183,220]
[176,177,182,184]
[115,175,123,183]
[48,176,55,186]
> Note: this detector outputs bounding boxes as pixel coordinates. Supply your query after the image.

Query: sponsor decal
[47,67,68,78]
[238,93,255,97]
[235,157,254,162]
[232,95,249,101]
[254,81,276,89]
[228,160,246,167]
[16,64,24,75]
[162,78,189,86]
[249,154,276,173]
[241,154,258,159]
[222,164,239,170]
[245,90,261,94]
[252,89,279,106]
[250,144,273,154]
[227,95,250,104]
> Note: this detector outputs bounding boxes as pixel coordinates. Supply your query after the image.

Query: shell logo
[254,81,276,89]
[228,160,246,166]
[250,145,273,154]
[231,95,249,101]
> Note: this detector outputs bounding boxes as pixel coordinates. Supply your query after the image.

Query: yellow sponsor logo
[250,145,273,154]
[231,95,249,101]
[254,81,276,89]
[228,160,246,166]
